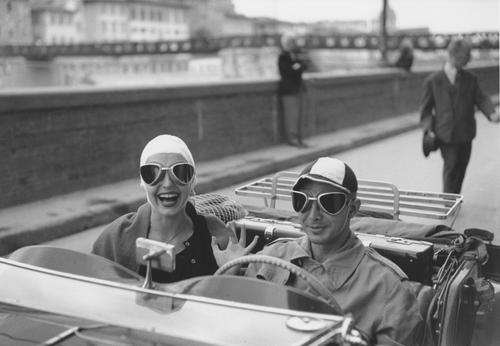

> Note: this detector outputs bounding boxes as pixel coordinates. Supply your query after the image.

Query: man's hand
[425,130,436,138]
[211,222,259,268]
[490,111,500,123]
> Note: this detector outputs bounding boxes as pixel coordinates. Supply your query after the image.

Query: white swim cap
[140,134,195,168]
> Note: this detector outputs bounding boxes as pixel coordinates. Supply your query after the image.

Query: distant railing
[0,32,498,59]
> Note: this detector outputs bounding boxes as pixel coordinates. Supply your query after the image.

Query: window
[130,8,135,20]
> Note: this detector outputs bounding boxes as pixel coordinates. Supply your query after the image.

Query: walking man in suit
[420,38,500,193]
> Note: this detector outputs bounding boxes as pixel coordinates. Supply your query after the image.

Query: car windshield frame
[0,255,345,323]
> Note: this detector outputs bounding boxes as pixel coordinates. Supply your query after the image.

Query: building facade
[252,17,296,36]
[185,0,226,38]
[0,0,32,45]
[31,0,84,44]
[83,0,190,42]
[371,5,397,34]
[29,0,190,44]
[223,13,254,36]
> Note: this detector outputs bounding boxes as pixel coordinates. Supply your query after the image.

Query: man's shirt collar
[293,232,366,289]
[444,61,458,85]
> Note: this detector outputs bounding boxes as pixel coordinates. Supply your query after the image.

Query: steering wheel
[215,254,343,313]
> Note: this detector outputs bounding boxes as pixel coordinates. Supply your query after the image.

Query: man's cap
[292,157,358,194]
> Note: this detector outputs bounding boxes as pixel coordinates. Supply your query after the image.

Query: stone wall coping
[0,61,496,113]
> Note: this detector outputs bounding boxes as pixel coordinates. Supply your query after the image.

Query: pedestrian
[213,157,427,345]
[394,38,414,72]
[92,134,234,283]
[278,32,308,148]
[420,38,500,193]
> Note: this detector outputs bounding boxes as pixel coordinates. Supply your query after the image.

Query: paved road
[46,113,500,251]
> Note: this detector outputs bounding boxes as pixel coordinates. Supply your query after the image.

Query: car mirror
[136,237,175,289]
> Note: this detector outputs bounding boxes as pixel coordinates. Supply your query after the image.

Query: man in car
[213,157,427,346]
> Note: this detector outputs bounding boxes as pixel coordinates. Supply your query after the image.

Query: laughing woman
[92,135,230,283]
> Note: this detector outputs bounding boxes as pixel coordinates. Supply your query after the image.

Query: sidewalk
[0,113,420,255]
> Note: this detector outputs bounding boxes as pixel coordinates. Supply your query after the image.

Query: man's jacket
[420,69,495,143]
[278,50,306,95]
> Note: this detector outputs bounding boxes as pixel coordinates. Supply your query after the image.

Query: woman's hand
[211,221,259,268]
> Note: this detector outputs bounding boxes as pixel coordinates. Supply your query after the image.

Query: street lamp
[380,0,389,64]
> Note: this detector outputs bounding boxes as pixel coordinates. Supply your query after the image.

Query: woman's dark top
[139,203,218,283]
[92,202,218,283]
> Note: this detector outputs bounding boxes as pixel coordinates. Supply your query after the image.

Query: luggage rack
[235,171,463,223]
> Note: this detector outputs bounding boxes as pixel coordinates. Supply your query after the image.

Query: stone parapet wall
[0,63,498,208]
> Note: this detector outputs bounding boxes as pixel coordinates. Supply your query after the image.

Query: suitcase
[234,217,434,285]
[356,233,434,285]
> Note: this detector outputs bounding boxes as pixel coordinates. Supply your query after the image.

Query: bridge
[1,32,498,59]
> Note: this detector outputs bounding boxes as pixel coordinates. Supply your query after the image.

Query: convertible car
[0,171,498,346]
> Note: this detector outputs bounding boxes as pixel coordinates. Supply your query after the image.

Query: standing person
[420,38,500,193]
[278,32,308,148]
[92,134,231,283]
[213,157,427,346]
[394,38,414,72]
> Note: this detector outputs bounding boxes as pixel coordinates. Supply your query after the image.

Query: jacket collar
[285,232,366,289]
[128,203,151,239]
